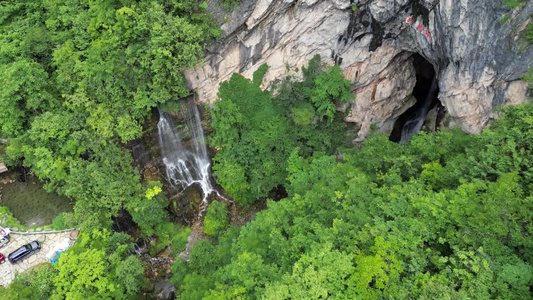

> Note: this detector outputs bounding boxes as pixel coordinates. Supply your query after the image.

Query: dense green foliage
[203,200,229,237]
[0,0,218,232]
[150,221,191,256]
[50,212,69,230]
[272,56,354,156]
[0,264,57,299]
[0,230,145,299]
[174,103,533,299]
[2,0,532,298]
[54,230,146,299]
[0,1,213,296]
[210,56,353,204]
[210,66,291,204]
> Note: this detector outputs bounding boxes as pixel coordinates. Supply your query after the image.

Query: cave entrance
[389,54,444,143]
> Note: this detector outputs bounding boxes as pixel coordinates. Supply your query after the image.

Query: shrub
[501,14,511,24]
[220,0,241,11]
[0,264,57,299]
[0,206,25,229]
[170,226,192,256]
[527,23,533,41]
[503,0,523,9]
[150,222,191,256]
[523,67,533,90]
[51,213,67,230]
[203,201,229,237]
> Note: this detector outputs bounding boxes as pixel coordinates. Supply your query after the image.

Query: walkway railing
[10,228,76,235]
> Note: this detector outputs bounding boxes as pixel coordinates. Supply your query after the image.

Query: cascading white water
[157,100,220,205]
[400,77,439,143]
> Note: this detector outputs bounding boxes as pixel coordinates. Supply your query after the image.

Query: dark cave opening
[389,54,444,143]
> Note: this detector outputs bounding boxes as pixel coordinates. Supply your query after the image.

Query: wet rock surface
[187,0,533,140]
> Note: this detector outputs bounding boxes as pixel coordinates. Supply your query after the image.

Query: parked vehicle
[8,241,41,264]
[0,253,5,264]
[0,227,10,239]
[0,236,9,248]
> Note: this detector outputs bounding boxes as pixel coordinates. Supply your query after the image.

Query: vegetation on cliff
[210,56,353,204]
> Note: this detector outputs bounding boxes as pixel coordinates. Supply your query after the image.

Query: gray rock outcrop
[186,0,532,140]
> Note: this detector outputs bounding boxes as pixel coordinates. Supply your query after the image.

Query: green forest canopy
[0,0,218,232]
[0,1,216,297]
[0,0,532,299]
[174,103,533,299]
[210,57,353,204]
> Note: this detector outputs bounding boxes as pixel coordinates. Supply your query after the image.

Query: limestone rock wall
[186,0,533,140]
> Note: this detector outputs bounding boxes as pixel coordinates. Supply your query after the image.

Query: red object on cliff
[417,23,424,32]
[424,29,432,41]
[406,16,413,24]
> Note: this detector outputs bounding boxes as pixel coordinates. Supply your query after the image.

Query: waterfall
[157,100,219,205]
[400,77,438,143]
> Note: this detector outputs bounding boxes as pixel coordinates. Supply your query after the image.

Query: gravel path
[0,231,74,287]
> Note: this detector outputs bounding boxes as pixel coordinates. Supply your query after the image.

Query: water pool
[0,177,73,227]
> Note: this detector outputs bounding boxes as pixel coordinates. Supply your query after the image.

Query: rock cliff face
[185,0,532,140]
